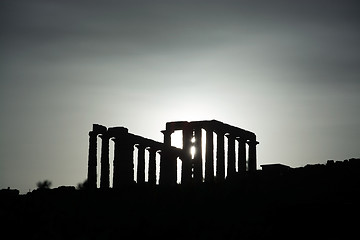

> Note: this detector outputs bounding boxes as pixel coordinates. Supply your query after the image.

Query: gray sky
[1,0,360,192]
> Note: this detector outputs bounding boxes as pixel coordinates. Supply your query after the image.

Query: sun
[170,130,183,149]
[190,137,196,159]
[170,132,196,157]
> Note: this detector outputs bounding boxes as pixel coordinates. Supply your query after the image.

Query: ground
[1,160,359,239]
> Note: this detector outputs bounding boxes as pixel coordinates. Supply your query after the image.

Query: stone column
[216,130,225,181]
[181,125,193,184]
[169,149,178,185]
[100,133,110,189]
[159,147,169,185]
[236,137,247,173]
[193,128,203,183]
[111,127,134,188]
[159,148,178,185]
[136,145,146,184]
[205,127,214,183]
[147,147,157,185]
[247,140,258,173]
[87,131,98,189]
[160,129,176,185]
[112,137,121,189]
[226,134,236,178]
[127,143,134,183]
[161,129,172,146]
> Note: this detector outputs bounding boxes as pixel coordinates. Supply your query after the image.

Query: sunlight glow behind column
[171,131,183,183]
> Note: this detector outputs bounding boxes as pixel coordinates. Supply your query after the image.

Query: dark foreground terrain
[1,159,360,239]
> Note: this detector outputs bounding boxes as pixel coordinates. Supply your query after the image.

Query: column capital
[193,126,203,131]
[135,144,146,150]
[108,127,128,138]
[225,133,236,140]
[161,129,174,134]
[99,132,110,140]
[236,136,247,143]
[203,125,214,132]
[146,146,159,153]
[89,131,97,137]
[214,128,225,135]
[247,140,259,145]
[93,124,107,134]
[161,129,173,146]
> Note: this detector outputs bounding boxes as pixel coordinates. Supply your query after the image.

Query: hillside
[1,159,359,239]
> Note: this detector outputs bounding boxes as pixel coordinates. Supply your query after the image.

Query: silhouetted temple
[3,128,360,239]
[87,120,258,188]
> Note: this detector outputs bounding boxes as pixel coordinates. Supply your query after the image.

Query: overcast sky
[1,0,360,192]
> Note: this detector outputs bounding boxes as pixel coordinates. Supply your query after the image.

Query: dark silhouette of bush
[76,179,89,190]
[36,180,52,189]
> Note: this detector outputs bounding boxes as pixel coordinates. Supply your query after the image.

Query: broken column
[247,139,258,173]
[87,131,98,189]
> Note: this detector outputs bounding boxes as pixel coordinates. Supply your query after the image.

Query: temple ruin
[87,120,258,188]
